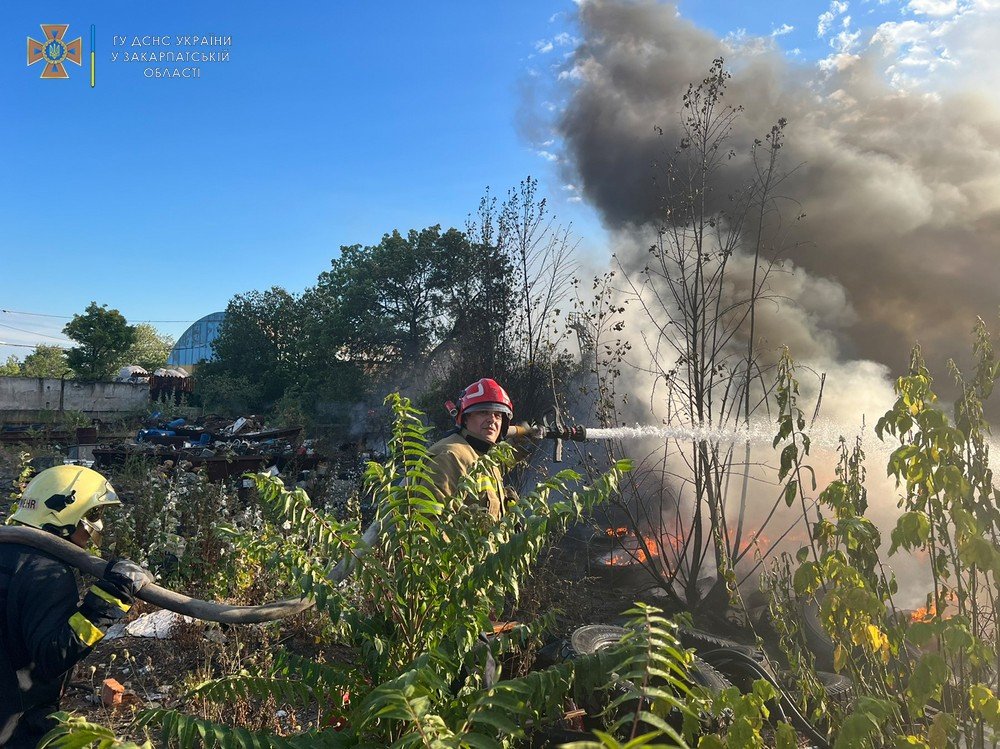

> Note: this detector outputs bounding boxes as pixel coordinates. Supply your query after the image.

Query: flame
[910,603,937,623]
[600,527,664,566]
[735,533,770,556]
[909,591,958,623]
[599,524,777,568]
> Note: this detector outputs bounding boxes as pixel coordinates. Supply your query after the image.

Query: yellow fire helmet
[9,465,121,543]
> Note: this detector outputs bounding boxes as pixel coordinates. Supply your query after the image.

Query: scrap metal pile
[93,413,321,481]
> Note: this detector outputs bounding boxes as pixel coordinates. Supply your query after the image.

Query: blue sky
[0,0,977,359]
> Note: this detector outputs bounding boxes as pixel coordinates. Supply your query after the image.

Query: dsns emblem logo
[27,24,82,79]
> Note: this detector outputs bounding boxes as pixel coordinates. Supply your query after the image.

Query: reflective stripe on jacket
[0,543,130,747]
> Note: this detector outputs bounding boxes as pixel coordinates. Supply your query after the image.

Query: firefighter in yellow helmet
[1,465,150,747]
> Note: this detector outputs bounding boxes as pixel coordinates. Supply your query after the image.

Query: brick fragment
[101,678,125,707]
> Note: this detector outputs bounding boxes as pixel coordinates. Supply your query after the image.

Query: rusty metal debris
[91,413,321,482]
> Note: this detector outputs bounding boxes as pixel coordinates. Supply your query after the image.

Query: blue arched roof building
[167,311,226,368]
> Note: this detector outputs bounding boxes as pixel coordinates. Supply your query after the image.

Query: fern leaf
[138,709,352,749]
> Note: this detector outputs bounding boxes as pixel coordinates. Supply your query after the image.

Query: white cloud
[818,51,862,70]
[908,0,959,15]
[537,150,559,162]
[831,16,863,52]
[818,0,851,36]
[772,23,795,37]
[834,28,863,52]
[866,0,997,89]
[872,18,932,47]
[724,27,748,45]
[536,32,578,57]
[557,65,585,81]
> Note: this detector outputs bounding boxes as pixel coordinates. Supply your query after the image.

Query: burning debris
[592,524,775,575]
[596,526,663,567]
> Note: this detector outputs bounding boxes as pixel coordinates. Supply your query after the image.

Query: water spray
[509,411,870,458]
[505,405,774,462]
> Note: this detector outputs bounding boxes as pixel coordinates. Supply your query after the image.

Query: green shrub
[52,394,649,747]
[767,328,1000,748]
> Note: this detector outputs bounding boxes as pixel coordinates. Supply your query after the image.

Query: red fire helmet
[456,378,513,432]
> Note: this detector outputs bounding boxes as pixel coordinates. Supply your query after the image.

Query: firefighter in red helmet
[426,378,517,520]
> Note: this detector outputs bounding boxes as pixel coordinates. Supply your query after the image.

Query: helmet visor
[80,507,105,547]
[462,403,513,419]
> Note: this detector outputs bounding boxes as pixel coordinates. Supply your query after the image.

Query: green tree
[313,226,480,377]
[200,288,314,411]
[586,60,795,609]
[203,203,578,422]
[63,302,137,380]
[0,355,20,376]
[120,323,173,372]
[312,184,582,436]
[200,284,369,414]
[22,345,70,378]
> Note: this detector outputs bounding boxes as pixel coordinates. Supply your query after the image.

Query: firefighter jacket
[0,543,132,747]
[426,430,508,520]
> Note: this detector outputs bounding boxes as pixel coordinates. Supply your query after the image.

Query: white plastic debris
[203,629,227,644]
[225,417,249,436]
[124,609,196,639]
[103,621,128,640]
[116,365,149,382]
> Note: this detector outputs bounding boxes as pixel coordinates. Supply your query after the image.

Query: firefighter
[0,465,150,747]
[426,378,519,520]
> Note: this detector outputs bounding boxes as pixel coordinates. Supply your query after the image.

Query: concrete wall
[0,376,149,421]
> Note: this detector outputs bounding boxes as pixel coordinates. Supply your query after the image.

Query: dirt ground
[59,531,668,741]
[59,528,771,744]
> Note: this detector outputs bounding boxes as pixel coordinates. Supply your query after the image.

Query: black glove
[99,558,151,604]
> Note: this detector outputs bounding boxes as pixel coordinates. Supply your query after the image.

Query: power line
[0,322,72,343]
[0,309,67,319]
[1,309,197,324]
[0,341,69,349]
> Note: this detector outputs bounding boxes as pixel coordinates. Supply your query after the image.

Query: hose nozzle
[506,423,545,440]
[541,407,587,462]
[500,410,588,462]
[547,424,587,442]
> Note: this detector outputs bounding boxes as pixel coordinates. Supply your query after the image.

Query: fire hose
[0,521,382,624]
[0,407,592,622]
[0,408,585,623]
[699,648,831,749]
